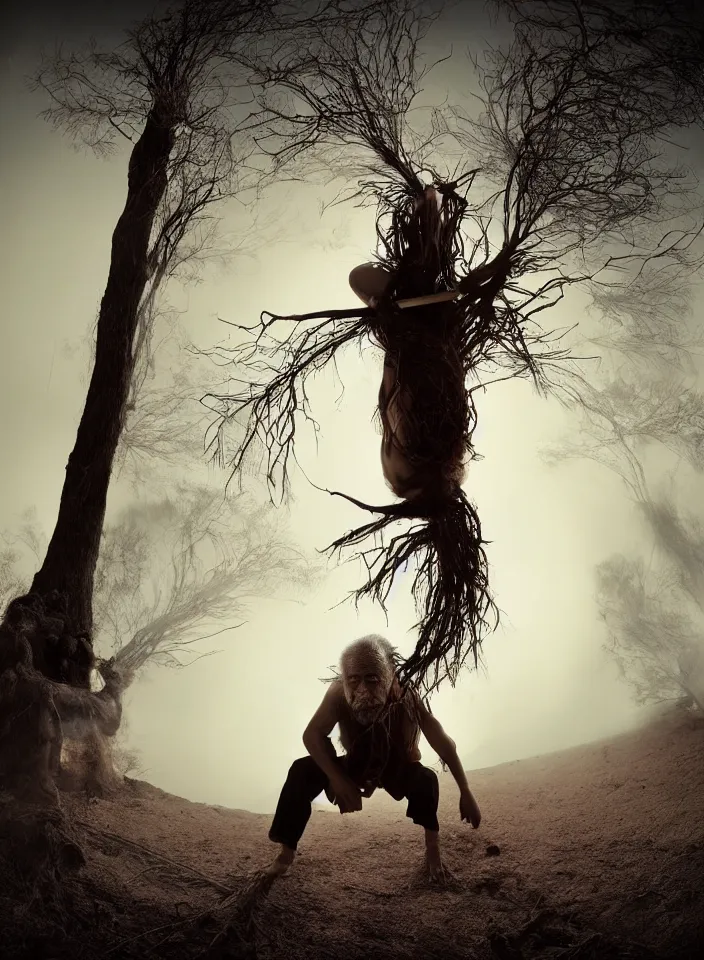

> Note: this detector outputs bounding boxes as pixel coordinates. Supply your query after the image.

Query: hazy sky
[1,0,657,814]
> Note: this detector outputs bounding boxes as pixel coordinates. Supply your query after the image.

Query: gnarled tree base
[58,730,124,798]
[0,592,128,802]
[0,794,86,901]
[0,590,129,896]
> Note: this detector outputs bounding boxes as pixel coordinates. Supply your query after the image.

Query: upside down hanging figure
[210,173,537,696]
[324,183,506,693]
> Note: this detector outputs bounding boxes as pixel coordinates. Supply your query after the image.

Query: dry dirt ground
[1,706,703,960]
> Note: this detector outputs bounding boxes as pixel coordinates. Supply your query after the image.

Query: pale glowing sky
[1,1,657,814]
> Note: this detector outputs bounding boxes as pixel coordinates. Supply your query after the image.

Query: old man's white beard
[351,700,386,726]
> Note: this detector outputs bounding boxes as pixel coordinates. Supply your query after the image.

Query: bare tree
[82,484,318,794]
[579,263,702,372]
[1,485,320,791]
[200,0,704,694]
[86,194,286,484]
[596,554,704,711]
[0,547,24,618]
[94,485,318,676]
[0,510,45,613]
[538,212,704,709]
[25,0,263,643]
[114,324,221,483]
[494,0,704,133]
[543,368,704,491]
[0,0,383,808]
[544,359,704,708]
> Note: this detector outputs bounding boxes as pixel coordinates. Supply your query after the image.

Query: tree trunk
[0,102,176,802]
[31,104,176,667]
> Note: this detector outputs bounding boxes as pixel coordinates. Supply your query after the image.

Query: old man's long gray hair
[340,634,398,681]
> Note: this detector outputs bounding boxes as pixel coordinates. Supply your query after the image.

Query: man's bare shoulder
[327,679,349,717]
[312,679,344,718]
[304,680,346,738]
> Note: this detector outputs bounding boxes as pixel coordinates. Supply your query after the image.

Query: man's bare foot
[264,844,295,879]
[424,831,454,884]
[426,845,448,882]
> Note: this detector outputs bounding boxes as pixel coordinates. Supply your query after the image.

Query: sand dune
[2,706,703,959]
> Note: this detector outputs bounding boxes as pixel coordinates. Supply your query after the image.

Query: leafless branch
[92,483,321,677]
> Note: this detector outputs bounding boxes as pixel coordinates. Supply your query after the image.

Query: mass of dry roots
[205,169,563,695]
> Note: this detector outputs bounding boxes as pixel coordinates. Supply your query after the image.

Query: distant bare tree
[580,268,703,375]
[113,325,219,483]
[596,554,704,711]
[94,484,318,677]
[1,492,317,672]
[545,358,704,709]
[201,0,704,693]
[543,368,704,492]
[0,511,44,613]
[0,482,322,682]
[0,548,24,618]
[84,198,284,484]
[538,186,704,710]
[640,498,704,608]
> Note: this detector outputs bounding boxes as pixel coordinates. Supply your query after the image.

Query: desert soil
[1,706,703,960]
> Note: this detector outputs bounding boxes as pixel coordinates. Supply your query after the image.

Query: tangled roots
[324,487,497,695]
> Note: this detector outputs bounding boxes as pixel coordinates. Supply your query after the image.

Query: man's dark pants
[269,743,440,850]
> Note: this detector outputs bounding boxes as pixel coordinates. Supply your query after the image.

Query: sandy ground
[1,705,703,960]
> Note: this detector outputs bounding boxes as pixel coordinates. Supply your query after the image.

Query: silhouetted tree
[5,489,316,679]
[596,554,704,711]
[2,486,319,792]
[0,0,384,809]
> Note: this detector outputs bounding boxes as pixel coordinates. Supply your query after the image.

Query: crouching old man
[266,634,481,882]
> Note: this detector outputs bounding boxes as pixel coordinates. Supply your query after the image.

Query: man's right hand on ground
[329,772,363,813]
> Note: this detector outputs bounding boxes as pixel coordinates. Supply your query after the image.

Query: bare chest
[338,707,421,762]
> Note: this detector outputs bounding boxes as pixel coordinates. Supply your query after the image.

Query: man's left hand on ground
[459,789,481,828]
